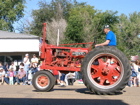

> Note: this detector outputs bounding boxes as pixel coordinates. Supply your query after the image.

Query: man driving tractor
[95,25,117,47]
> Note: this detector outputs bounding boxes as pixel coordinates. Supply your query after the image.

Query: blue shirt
[106,31,117,46]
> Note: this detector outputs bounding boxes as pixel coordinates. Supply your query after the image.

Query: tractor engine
[50,48,89,68]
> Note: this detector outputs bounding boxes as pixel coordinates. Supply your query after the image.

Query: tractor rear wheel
[32,70,55,92]
[81,46,131,95]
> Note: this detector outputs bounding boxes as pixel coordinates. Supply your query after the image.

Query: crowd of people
[0,54,39,85]
[0,53,82,86]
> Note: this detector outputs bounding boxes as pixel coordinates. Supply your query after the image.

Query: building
[0,30,40,66]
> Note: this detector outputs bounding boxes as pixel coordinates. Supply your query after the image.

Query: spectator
[54,71,60,85]
[0,68,5,85]
[3,62,9,73]
[128,62,136,87]
[25,63,38,85]
[75,71,83,84]
[0,62,4,68]
[29,63,38,74]
[9,62,16,71]
[4,68,18,85]
[27,69,33,85]
[59,73,66,87]
[131,60,139,87]
[37,63,41,71]
[23,53,30,74]
[31,54,39,65]
[13,69,19,85]
[8,68,14,85]
[65,72,76,85]
[136,60,140,87]
[19,62,24,69]
[139,60,140,83]
[4,72,9,85]
[17,67,26,85]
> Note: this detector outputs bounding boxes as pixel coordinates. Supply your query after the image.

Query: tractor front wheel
[32,70,55,92]
[81,46,131,95]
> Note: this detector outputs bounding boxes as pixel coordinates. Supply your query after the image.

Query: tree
[64,5,96,44]
[29,0,78,36]
[47,18,67,45]
[113,12,140,57]
[64,5,118,46]
[0,0,25,31]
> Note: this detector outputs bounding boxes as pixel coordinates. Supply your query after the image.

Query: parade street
[0,83,139,105]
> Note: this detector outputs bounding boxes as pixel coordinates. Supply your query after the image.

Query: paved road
[0,83,139,105]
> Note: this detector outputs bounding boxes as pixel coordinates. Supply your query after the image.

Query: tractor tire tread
[81,46,131,95]
[32,70,55,92]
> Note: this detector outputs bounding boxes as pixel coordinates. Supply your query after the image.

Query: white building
[0,30,40,66]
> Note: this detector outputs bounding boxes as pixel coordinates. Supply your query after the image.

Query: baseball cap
[20,67,24,69]
[104,25,110,29]
[25,53,29,56]
[0,68,3,70]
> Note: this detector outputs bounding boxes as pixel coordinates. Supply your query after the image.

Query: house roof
[0,30,39,39]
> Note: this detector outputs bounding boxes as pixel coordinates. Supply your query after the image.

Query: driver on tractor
[95,25,117,47]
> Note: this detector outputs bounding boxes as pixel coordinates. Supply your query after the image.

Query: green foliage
[64,5,119,45]
[113,12,140,57]
[0,0,25,31]
[64,5,95,44]
[29,0,82,36]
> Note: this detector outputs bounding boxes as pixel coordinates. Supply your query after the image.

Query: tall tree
[64,5,118,45]
[0,0,25,31]
[28,0,85,36]
[29,0,75,36]
[113,12,140,57]
[64,5,96,44]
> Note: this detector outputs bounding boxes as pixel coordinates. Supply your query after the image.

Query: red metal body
[39,23,93,75]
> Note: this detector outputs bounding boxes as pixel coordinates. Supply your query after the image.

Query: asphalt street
[0,83,139,105]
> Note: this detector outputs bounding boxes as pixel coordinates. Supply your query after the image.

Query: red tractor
[32,23,131,95]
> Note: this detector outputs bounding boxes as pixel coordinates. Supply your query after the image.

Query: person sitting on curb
[4,68,17,85]
[65,72,76,85]
[16,67,26,85]
[8,68,14,85]
[0,68,5,85]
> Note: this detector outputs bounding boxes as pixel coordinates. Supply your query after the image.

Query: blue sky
[81,0,140,15]
[14,0,140,32]
[24,0,140,16]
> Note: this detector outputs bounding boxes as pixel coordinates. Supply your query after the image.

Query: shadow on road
[0,98,128,105]
[32,88,77,92]
[33,87,123,95]
[76,88,123,95]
